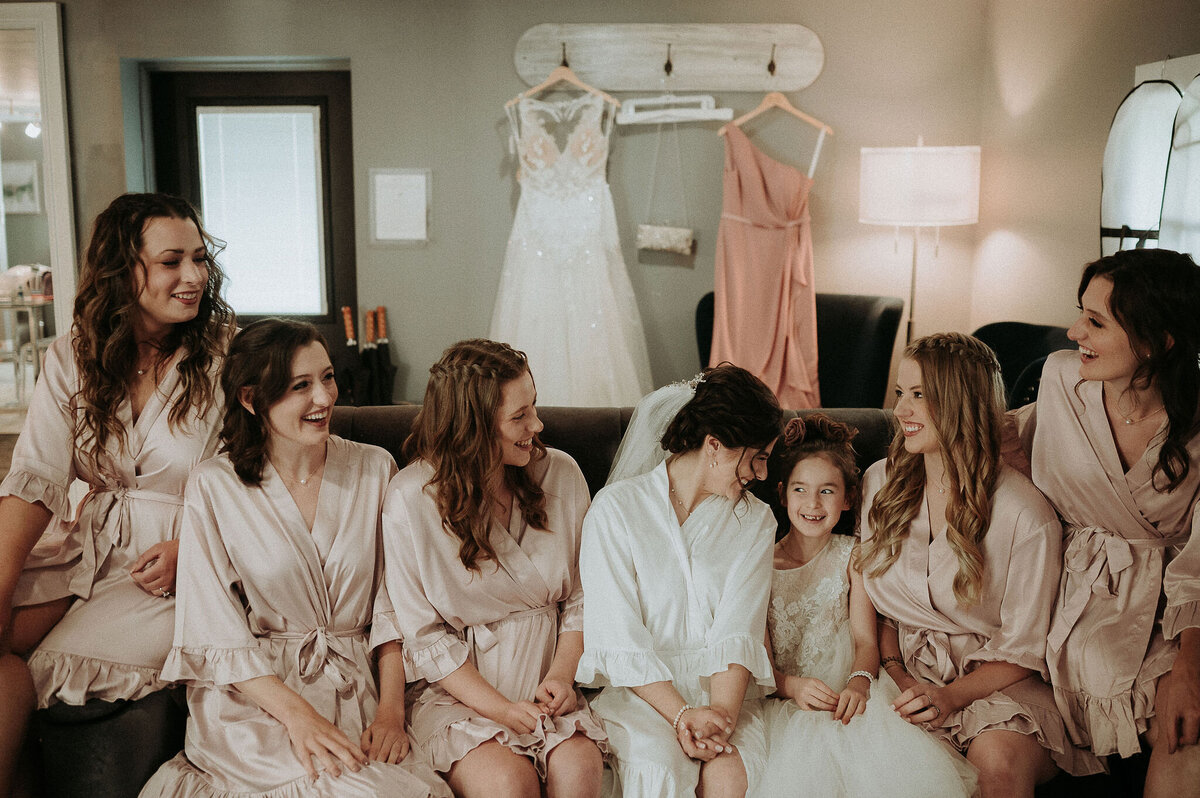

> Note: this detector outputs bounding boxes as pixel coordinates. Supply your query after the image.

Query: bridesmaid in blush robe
[382,339,607,798]
[140,319,448,798]
[0,194,235,794]
[1008,249,1200,797]
[860,333,1101,798]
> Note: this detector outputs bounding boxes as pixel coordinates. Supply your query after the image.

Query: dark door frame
[147,69,355,344]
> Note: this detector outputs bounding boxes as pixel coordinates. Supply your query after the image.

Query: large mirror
[0,2,76,368]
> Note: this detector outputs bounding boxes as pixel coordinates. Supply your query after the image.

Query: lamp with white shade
[859,143,981,343]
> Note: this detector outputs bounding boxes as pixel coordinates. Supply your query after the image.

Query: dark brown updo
[660,364,783,455]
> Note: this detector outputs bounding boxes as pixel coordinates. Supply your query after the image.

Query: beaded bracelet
[847,670,875,686]
[880,656,905,670]
[672,704,694,732]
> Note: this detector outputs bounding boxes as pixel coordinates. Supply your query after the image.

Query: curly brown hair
[219,319,328,486]
[404,339,549,571]
[71,193,234,475]
[858,333,1005,606]
[775,414,862,529]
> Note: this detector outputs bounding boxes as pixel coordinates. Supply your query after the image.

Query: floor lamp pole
[906,227,919,344]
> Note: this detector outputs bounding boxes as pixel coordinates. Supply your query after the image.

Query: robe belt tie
[273,626,364,696]
[69,485,184,599]
[1047,526,1188,651]
[464,604,557,656]
[902,627,958,684]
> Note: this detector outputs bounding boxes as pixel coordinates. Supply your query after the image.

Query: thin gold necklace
[273,458,323,487]
[1119,405,1165,426]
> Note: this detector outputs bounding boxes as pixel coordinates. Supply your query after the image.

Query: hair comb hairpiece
[675,372,707,391]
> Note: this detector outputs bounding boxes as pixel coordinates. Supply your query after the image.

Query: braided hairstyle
[1078,249,1200,491]
[775,414,862,530]
[404,339,548,571]
[859,333,1005,606]
[660,364,783,499]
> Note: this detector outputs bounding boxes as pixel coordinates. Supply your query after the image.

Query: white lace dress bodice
[489,94,652,407]
[769,534,854,687]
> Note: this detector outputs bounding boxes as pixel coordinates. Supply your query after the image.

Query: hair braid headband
[911,333,1001,374]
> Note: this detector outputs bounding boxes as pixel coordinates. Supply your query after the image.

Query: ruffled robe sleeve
[962,490,1063,679]
[575,490,674,688]
[699,502,776,691]
[1162,501,1200,639]
[380,474,470,683]
[555,459,590,635]
[0,337,77,518]
[161,464,275,686]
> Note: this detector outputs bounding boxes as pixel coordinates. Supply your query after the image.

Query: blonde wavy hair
[857,333,1005,606]
[403,339,548,571]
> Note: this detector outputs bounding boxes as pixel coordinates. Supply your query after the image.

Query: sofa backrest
[331,405,895,534]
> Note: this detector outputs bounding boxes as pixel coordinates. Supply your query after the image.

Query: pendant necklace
[668,470,692,520]
[1120,406,1164,426]
[275,459,323,486]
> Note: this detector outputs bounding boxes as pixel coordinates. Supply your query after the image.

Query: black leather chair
[32,688,186,798]
[971,321,1073,408]
[696,291,903,408]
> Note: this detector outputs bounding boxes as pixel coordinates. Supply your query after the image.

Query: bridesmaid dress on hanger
[709,126,819,409]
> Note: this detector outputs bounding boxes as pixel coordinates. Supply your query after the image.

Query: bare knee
[448,742,540,798]
[967,731,1052,798]
[545,735,604,798]
[697,750,747,798]
[1145,737,1200,798]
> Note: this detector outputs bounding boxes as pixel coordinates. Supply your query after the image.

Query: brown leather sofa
[330,404,897,501]
[37,404,1127,796]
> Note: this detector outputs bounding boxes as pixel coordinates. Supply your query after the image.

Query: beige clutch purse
[636,224,695,255]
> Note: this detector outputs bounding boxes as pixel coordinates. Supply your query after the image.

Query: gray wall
[51,0,1200,402]
[2,123,51,267]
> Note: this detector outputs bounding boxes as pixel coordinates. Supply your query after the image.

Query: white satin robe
[577,461,776,797]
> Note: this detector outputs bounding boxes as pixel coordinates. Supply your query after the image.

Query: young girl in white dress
[759,413,977,797]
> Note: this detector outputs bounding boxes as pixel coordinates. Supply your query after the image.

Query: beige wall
[47,0,1200,402]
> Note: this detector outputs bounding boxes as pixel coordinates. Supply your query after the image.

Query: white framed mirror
[1,2,77,339]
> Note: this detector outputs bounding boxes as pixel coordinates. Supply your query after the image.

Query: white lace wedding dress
[760,535,978,797]
[490,94,652,407]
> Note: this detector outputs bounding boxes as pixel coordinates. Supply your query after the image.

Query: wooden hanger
[718,91,832,137]
[505,64,621,109]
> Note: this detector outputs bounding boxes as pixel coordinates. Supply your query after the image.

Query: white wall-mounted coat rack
[515,23,824,93]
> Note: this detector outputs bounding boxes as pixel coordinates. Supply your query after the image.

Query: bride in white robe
[577,367,783,797]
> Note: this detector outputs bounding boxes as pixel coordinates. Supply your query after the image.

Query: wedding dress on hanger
[490,91,652,407]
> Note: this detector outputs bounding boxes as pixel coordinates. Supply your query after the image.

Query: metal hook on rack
[560,42,569,68]
[767,43,777,76]
[664,43,673,76]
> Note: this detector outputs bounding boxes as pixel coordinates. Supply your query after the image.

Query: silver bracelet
[846,670,875,687]
[672,704,694,732]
